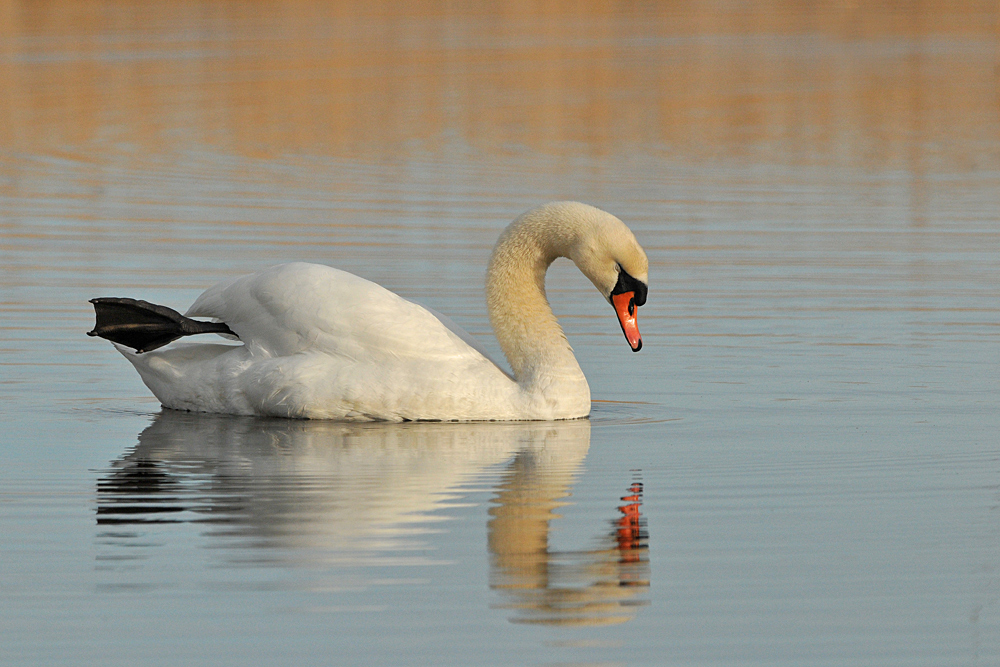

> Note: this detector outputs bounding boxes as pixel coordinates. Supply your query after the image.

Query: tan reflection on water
[489,453,649,626]
[97,412,648,625]
[1,1,997,167]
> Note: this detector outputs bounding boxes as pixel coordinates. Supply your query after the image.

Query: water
[2,2,999,665]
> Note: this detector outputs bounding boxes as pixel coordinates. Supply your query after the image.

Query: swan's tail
[87,297,236,353]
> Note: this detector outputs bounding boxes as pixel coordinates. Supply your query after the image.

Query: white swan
[89,201,648,421]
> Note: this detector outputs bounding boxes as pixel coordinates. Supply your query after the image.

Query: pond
[2,2,999,665]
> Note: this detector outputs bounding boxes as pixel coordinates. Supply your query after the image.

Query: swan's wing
[186,263,490,363]
[417,303,511,378]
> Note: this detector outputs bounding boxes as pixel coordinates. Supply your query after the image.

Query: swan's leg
[87,297,237,353]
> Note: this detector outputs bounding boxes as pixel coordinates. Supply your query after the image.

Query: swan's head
[534,202,649,352]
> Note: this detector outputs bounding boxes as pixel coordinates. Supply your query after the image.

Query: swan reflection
[97,411,648,624]
[490,461,649,626]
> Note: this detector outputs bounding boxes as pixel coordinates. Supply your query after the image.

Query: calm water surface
[2,2,999,665]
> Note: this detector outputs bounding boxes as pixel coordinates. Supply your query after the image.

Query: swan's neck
[486,215,588,398]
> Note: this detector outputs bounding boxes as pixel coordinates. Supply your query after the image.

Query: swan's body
[93,202,648,421]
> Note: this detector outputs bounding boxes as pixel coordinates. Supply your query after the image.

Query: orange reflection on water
[0,0,996,168]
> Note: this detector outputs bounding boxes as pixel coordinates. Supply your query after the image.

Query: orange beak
[612,291,642,352]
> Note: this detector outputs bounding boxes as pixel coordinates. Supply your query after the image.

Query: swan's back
[187,263,483,362]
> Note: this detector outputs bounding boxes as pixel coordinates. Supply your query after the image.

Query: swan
[88,201,649,421]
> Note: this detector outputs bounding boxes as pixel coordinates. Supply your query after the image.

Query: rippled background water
[2,2,999,665]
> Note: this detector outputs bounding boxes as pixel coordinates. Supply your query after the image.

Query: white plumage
[110,202,649,421]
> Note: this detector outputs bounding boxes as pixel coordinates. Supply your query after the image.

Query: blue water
[2,3,1000,665]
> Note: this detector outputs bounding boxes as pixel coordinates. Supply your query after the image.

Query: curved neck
[485,215,586,390]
